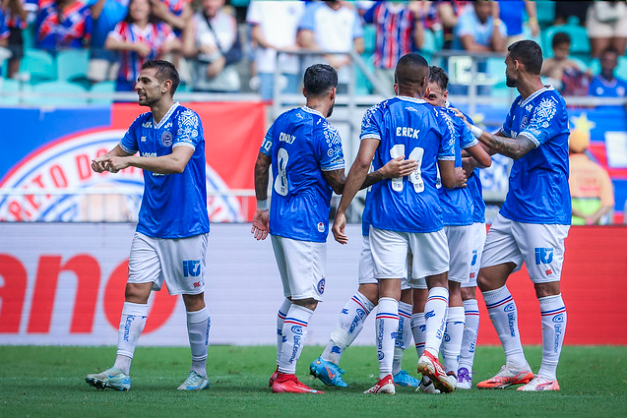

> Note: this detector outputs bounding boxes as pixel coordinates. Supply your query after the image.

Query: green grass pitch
[1,345,626,417]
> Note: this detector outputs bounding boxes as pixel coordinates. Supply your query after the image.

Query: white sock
[321,291,374,365]
[423,287,449,357]
[187,307,211,378]
[459,299,480,372]
[411,313,426,358]
[278,304,313,375]
[538,294,567,380]
[376,297,399,379]
[483,286,528,370]
[114,302,148,375]
[276,299,292,367]
[443,306,465,374]
[392,301,412,375]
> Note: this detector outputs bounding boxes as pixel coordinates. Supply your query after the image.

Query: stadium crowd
[1,0,627,100]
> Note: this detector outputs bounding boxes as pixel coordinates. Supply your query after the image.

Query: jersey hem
[499,211,572,225]
[269,231,327,244]
[136,228,210,239]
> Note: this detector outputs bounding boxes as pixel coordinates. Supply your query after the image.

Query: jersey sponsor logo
[182,260,201,277]
[142,121,153,128]
[535,247,554,265]
[161,131,173,147]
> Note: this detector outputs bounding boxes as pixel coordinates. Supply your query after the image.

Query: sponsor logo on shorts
[546,269,553,275]
[535,247,554,265]
[317,278,326,294]
[471,250,478,266]
[193,281,201,288]
[183,260,201,277]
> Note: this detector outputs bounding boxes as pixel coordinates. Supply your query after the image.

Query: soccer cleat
[177,371,210,391]
[272,374,323,394]
[269,367,279,387]
[477,364,534,389]
[309,357,348,388]
[393,370,420,387]
[85,368,131,391]
[417,376,440,394]
[364,374,395,394]
[517,375,560,391]
[417,351,456,393]
[456,367,475,390]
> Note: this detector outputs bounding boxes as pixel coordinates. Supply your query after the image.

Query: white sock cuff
[355,291,376,313]
[378,297,399,310]
[447,306,465,322]
[122,302,149,316]
[538,294,565,312]
[482,285,511,306]
[289,304,314,319]
[398,301,412,315]
[463,299,479,311]
[187,306,210,324]
[278,298,292,317]
[427,287,449,301]
[411,313,425,328]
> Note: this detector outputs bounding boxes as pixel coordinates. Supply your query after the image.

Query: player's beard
[327,103,334,118]
[506,75,517,88]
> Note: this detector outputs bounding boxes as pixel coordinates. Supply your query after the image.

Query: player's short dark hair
[508,40,543,75]
[552,32,571,48]
[141,60,180,95]
[395,53,430,89]
[428,66,449,91]
[303,64,338,97]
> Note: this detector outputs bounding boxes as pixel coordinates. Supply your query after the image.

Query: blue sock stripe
[284,317,308,326]
[485,295,513,309]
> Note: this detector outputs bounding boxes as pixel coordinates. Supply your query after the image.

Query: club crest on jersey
[317,278,326,294]
[161,131,173,147]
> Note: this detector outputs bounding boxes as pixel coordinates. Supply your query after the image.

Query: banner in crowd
[1,223,626,346]
[0,102,266,222]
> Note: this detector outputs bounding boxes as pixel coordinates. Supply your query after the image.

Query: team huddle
[84,39,571,395]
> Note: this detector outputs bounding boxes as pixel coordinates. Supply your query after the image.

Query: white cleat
[177,371,210,391]
[364,374,395,394]
[517,375,560,391]
[417,376,440,394]
[85,368,131,391]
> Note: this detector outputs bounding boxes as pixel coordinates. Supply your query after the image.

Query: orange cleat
[477,365,534,389]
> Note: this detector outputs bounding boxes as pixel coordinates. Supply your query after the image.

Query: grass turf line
[0,345,625,417]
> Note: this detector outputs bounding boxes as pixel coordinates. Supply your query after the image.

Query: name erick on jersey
[500,86,572,224]
[438,106,478,226]
[260,106,345,243]
[120,102,210,239]
[361,96,455,233]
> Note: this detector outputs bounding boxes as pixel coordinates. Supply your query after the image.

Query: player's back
[361,97,454,233]
[260,106,345,242]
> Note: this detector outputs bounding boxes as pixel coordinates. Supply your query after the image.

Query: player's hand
[461,156,477,177]
[454,167,467,188]
[332,212,348,245]
[380,156,418,179]
[451,107,467,122]
[251,209,270,240]
[92,155,114,173]
[107,156,131,173]
[134,42,152,58]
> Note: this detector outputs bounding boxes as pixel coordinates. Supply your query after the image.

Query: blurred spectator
[3,0,38,78]
[35,0,93,52]
[541,31,590,96]
[452,0,506,52]
[554,0,591,26]
[105,0,179,91]
[422,0,469,50]
[0,7,9,50]
[589,47,627,99]
[150,0,192,36]
[363,0,425,95]
[585,0,627,57]
[498,0,539,44]
[569,130,614,225]
[184,0,242,93]
[296,0,364,93]
[246,0,303,101]
[88,0,129,83]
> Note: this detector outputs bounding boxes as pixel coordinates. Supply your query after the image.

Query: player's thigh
[370,226,409,280]
[271,235,292,298]
[445,225,473,285]
[514,221,570,283]
[408,229,450,279]
[273,235,327,301]
[160,233,209,295]
[128,232,163,290]
[481,214,523,271]
[463,222,486,289]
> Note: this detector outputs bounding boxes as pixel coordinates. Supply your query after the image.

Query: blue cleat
[393,370,421,387]
[309,357,348,388]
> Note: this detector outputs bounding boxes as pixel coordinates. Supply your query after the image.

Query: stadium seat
[90,80,115,105]
[535,0,556,29]
[0,78,24,105]
[26,80,89,106]
[230,0,250,7]
[57,49,90,81]
[19,49,56,82]
[363,24,376,56]
[354,54,374,95]
[542,16,591,62]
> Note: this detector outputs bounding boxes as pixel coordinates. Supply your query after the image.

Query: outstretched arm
[94,146,194,174]
[466,123,535,160]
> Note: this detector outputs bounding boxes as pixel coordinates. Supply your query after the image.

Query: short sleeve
[362,3,377,24]
[298,4,316,32]
[518,95,561,148]
[360,104,383,141]
[246,0,260,24]
[436,110,456,161]
[109,22,125,41]
[318,123,345,171]
[120,116,141,154]
[454,11,474,37]
[352,9,364,39]
[260,123,274,156]
[174,109,202,150]
[460,122,479,149]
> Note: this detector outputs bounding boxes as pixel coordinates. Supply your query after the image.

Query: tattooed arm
[466,124,535,160]
[252,152,271,240]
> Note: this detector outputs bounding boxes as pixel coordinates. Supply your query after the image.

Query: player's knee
[182,293,206,311]
[358,283,379,305]
[292,298,318,311]
[461,286,476,300]
[533,281,561,299]
[124,283,151,304]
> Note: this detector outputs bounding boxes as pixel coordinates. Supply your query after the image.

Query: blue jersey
[260,106,345,243]
[588,75,627,98]
[360,97,456,233]
[120,102,210,239]
[500,87,571,225]
[467,168,485,223]
[438,106,478,226]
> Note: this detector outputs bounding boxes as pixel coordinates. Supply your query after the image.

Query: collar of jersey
[520,86,553,107]
[302,106,325,118]
[152,101,180,129]
[397,96,426,104]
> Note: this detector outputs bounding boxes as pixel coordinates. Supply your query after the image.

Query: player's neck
[305,101,330,118]
[397,89,424,99]
[516,77,546,100]
[150,98,175,125]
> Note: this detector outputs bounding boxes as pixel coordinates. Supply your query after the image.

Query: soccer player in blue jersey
[252,63,416,394]
[332,53,461,395]
[464,40,571,391]
[85,60,211,392]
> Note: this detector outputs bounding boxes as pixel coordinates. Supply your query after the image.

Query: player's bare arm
[438,159,457,189]
[96,146,195,174]
[252,152,271,240]
[467,123,535,160]
[91,145,132,173]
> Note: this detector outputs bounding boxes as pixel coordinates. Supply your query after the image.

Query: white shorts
[128,232,208,295]
[463,222,487,288]
[370,226,449,283]
[481,213,570,283]
[271,235,326,301]
[358,234,410,290]
[444,225,473,284]
[586,4,627,38]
